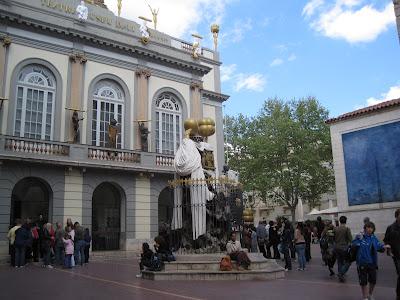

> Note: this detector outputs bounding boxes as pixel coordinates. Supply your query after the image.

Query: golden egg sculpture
[204,118,215,126]
[243,208,254,223]
[184,119,198,135]
[198,125,209,137]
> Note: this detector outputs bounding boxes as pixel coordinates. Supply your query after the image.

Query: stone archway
[92,182,122,251]
[158,187,174,230]
[10,177,52,225]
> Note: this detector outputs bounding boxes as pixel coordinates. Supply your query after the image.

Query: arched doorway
[92,182,121,251]
[11,178,52,225]
[158,187,174,230]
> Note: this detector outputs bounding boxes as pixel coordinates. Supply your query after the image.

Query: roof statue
[76,1,89,22]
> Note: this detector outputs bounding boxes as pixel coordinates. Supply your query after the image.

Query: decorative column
[0,36,11,133]
[190,82,203,120]
[135,69,151,150]
[67,53,87,142]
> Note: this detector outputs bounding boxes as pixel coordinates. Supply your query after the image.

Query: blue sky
[105,0,400,118]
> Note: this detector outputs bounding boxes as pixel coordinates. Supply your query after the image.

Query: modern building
[0,0,228,255]
[326,99,400,235]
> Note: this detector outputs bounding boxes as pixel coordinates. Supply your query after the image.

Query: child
[136,242,154,278]
[62,233,74,269]
[352,222,386,300]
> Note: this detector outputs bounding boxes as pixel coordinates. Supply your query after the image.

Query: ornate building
[0,0,228,255]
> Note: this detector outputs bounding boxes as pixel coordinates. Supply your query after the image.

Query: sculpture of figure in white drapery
[140,20,150,39]
[76,1,89,22]
[173,137,214,240]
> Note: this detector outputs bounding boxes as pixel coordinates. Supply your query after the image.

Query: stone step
[142,268,285,281]
[164,260,276,271]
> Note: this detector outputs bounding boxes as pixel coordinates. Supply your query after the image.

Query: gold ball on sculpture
[211,24,220,34]
[243,208,254,223]
[198,125,209,137]
[184,119,198,135]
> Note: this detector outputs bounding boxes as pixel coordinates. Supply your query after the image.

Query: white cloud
[225,18,253,43]
[104,0,232,38]
[364,85,400,107]
[234,73,266,92]
[288,54,297,61]
[220,64,237,82]
[302,0,325,17]
[303,1,396,43]
[270,58,284,67]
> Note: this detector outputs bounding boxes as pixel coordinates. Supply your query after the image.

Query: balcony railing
[0,135,174,173]
[88,147,140,164]
[4,137,69,156]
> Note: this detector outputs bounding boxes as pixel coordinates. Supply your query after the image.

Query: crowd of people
[238,209,400,300]
[7,216,91,269]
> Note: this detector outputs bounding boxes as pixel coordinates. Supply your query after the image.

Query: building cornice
[0,9,212,76]
[0,31,200,85]
[201,89,230,103]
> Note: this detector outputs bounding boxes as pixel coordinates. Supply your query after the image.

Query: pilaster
[134,69,151,150]
[67,52,87,142]
[63,168,83,225]
[134,175,151,239]
[0,36,11,134]
[190,82,203,119]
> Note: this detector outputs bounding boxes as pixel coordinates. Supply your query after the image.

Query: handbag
[219,256,233,271]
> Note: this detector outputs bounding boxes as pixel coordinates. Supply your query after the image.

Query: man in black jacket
[384,209,400,300]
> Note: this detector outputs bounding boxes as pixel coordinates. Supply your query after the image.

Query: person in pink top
[62,233,74,269]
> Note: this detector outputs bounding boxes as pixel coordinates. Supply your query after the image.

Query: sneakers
[46,265,53,269]
[136,273,142,278]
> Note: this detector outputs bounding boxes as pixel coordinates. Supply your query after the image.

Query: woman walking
[295,222,307,271]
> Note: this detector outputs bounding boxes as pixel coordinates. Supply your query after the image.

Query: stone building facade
[0,0,228,255]
[327,99,400,235]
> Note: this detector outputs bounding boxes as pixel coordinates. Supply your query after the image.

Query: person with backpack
[136,242,154,278]
[14,220,29,268]
[352,222,387,300]
[384,208,400,300]
[334,216,353,282]
[321,223,336,276]
[226,231,251,270]
[7,219,21,267]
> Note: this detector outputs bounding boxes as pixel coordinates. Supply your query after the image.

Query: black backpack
[149,254,163,271]
[348,244,359,263]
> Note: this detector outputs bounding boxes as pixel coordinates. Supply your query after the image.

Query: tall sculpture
[191,34,202,59]
[108,119,118,149]
[72,110,84,143]
[146,2,159,30]
[117,0,122,17]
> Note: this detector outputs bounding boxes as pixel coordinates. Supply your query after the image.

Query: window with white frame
[155,92,182,155]
[14,65,56,140]
[91,80,124,148]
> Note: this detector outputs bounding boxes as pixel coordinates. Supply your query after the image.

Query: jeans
[15,245,25,267]
[394,257,400,300]
[84,245,90,263]
[64,254,72,268]
[74,240,86,266]
[335,248,350,277]
[55,245,64,266]
[9,244,15,267]
[273,243,281,259]
[42,246,51,266]
[258,240,267,258]
[283,245,292,270]
[296,243,306,270]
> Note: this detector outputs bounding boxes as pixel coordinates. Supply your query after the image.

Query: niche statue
[108,119,118,149]
[139,122,150,152]
[72,111,84,143]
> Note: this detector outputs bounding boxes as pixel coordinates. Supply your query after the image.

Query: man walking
[334,216,352,282]
[256,221,267,258]
[384,209,400,300]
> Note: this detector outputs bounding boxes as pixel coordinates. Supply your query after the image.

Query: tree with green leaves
[224,97,334,221]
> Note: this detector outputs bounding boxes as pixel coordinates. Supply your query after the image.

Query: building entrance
[92,182,121,251]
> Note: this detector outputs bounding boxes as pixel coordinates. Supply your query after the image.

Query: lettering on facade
[41,0,132,33]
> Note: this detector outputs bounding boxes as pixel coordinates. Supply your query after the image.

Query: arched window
[91,80,124,148]
[155,92,182,155]
[14,65,56,140]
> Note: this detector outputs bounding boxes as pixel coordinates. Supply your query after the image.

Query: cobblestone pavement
[0,245,396,300]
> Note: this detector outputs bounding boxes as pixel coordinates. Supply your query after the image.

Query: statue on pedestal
[147,3,159,30]
[108,118,118,149]
[76,1,89,22]
[72,110,84,143]
[138,122,150,152]
[139,16,152,44]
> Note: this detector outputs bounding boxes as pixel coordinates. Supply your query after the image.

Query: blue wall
[342,121,400,206]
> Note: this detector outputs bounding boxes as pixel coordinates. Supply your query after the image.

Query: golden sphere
[198,125,208,137]
[204,118,215,126]
[211,24,220,34]
[197,118,207,127]
[184,119,198,134]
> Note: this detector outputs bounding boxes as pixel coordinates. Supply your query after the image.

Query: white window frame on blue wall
[91,80,124,149]
[155,93,182,155]
[14,65,56,141]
